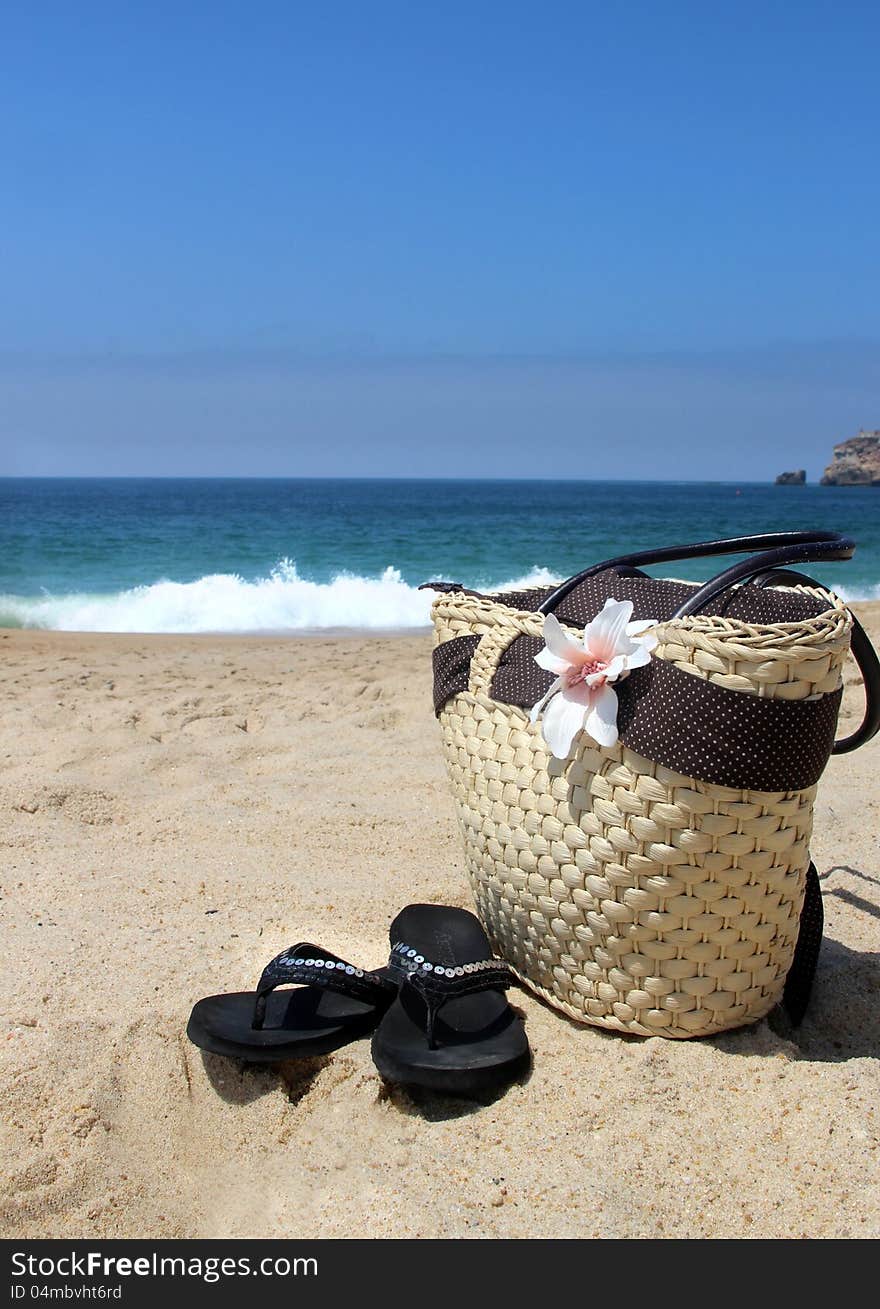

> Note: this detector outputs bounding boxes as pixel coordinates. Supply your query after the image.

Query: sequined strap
[252,942,395,1030]
[389,940,513,1048]
[389,940,513,989]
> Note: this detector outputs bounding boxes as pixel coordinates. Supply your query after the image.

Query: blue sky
[2,1,878,477]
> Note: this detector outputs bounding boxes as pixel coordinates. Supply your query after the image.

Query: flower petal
[584,598,634,663]
[541,684,590,758]
[622,642,653,671]
[584,682,620,748]
[529,675,564,722]
[626,619,657,637]
[535,647,570,675]
[601,654,627,682]
[541,613,586,664]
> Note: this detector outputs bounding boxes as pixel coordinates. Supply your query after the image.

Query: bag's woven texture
[431,582,851,1038]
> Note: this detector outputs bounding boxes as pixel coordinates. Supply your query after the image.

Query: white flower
[529,598,657,758]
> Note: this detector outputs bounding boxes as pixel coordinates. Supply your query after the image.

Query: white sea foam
[835,582,880,603]
[6,560,873,634]
[487,566,560,592]
[0,561,562,633]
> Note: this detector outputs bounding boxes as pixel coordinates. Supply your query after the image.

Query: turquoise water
[1,478,878,631]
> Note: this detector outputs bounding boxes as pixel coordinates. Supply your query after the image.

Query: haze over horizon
[2,2,878,480]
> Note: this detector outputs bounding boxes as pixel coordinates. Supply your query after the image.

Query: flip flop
[186,942,396,1063]
[371,905,530,1095]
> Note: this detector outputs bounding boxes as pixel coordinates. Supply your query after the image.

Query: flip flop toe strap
[390,941,514,1049]
[252,943,394,1030]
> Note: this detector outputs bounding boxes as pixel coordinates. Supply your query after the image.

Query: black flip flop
[187,942,396,1063]
[371,905,530,1095]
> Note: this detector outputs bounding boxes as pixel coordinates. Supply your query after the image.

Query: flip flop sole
[371,1034,531,1095]
[187,989,381,1063]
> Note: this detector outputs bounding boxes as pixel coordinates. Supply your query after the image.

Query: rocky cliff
[775,469,806,485]
[820,431,880,485]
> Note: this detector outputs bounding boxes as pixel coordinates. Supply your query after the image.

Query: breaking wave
[0,561,559,633]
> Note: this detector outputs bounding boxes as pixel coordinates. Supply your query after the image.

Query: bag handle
[537,529,880,753]
[537,530,855,616]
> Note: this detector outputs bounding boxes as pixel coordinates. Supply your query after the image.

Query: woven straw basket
[428,532,879,1039]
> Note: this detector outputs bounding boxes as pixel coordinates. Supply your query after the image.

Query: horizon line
[0,474,854,486]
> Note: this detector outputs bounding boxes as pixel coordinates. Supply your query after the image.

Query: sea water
[1,478,878,632]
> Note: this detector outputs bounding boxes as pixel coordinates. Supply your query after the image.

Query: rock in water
[820,431,880,485]
[775,469,806,485]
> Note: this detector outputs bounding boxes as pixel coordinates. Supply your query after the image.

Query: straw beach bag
[427,532,880,1038]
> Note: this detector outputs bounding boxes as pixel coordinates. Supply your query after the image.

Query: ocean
[2,478,878,632]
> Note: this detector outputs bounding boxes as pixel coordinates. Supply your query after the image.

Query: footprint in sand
[18,786,125,827]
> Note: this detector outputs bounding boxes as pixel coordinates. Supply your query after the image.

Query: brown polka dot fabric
[486,635,841,790]
[493,567,831,624]
[616,662,842,790]
[432,635,480,715]
[490,633,547,707]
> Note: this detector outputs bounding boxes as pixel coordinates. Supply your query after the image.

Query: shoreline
[0,624,434,643]
[1,594,879,642]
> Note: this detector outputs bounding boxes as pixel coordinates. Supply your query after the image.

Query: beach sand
[2,611,879,1240]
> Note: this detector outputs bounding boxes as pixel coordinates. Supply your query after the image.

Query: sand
[1,611,879,1240]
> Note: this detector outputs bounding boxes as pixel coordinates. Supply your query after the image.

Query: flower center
[566,658,607,685]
